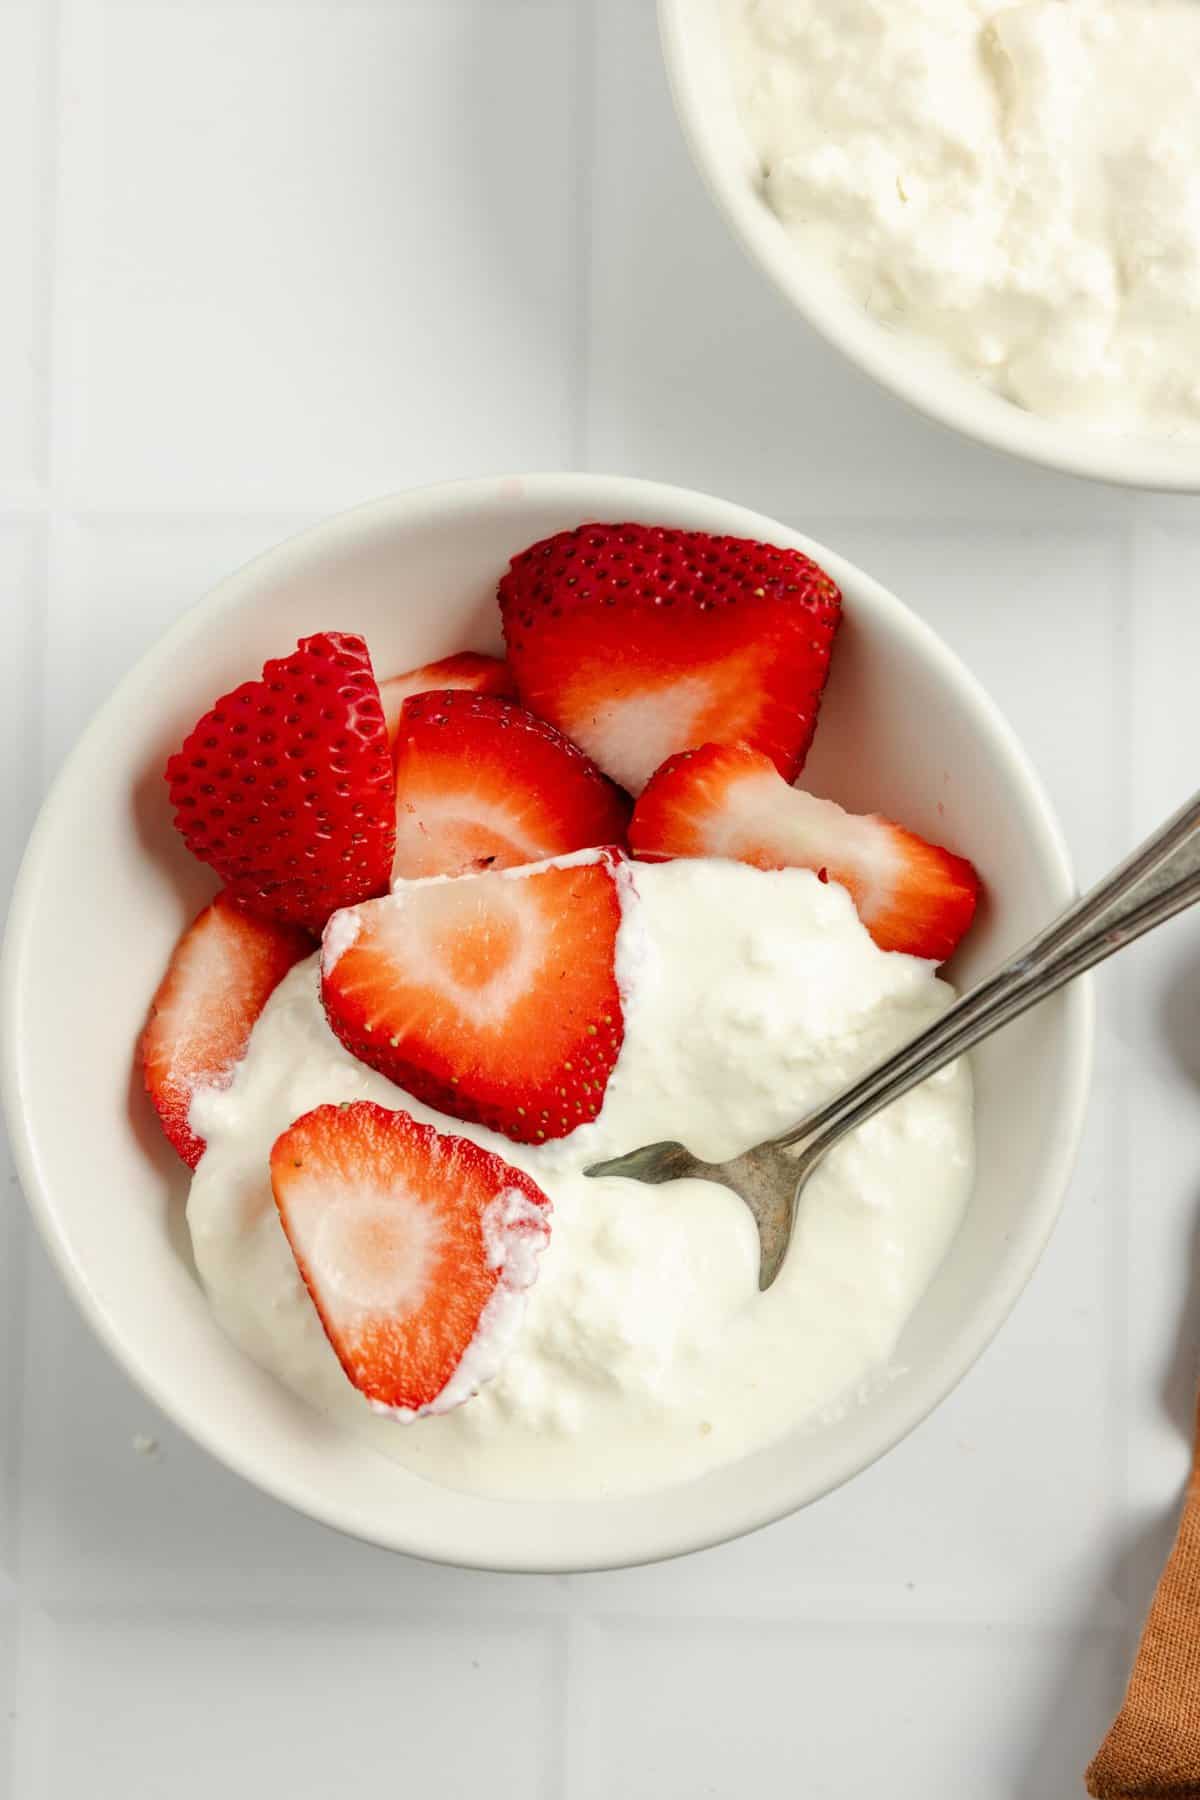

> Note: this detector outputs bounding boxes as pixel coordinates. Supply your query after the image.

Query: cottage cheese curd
[188,858,973,1499]
[724,0,1200,434]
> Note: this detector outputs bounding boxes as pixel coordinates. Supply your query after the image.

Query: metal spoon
[586,792,1200,1291]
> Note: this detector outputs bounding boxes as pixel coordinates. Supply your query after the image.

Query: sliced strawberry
[271,1101,551,1416]
[630,742,980,961]
[322,853,625,1142]
[379,652,513,748]
[499,522,842,794]
[165,632,396,935]
[391,690,630,881]
[141,893,311,1168]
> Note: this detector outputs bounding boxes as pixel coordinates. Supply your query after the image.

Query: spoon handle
[771,790,1200,1159]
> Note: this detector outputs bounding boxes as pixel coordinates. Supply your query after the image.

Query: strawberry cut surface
[379,652,513,748]
[631,742,980,962]
[141,893,311,1168]
[391,690,629,881]
[166,632,396,935]
[271,1101,551,1416]
[499,522,842,794]
[322,853,626,1142]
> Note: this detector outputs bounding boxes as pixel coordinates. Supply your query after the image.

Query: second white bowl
[659,0,1200,492]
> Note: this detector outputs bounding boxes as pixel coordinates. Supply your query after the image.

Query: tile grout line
[543,1610,1125,1640]
[7,1591,1131,1633]
[28,0,57,504]
[545,1607,572,1800]
[567,0,598,471]
[7,0,65,1512]
[33,0,70,796]
[7,1602,49,1800]
[6,1,67,1792]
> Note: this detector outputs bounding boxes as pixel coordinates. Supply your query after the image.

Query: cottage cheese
[724,0,1200,435]
[188,858,973,1499]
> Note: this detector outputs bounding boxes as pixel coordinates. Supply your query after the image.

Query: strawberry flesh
[271,1101,551,1416]
[631,742,980,962]
[379,652,513,748]
[166,632,396,935]
[391,690,629,881]
[499,522,841,794]
[322,853,625,1142]
[141,893,311,1168]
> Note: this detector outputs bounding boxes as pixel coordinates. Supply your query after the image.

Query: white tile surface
[0,1577,17,1800]
[0,524,42,906]
[3,0,1199,1794]
[0,1,49,498]
[55,0,577,509]
[566,1619,1123,1800]
[19,1609,560,1800]
[0,521,41,1611]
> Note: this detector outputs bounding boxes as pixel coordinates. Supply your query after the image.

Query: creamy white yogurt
[724,0,1200,435]
[188,859,973,1499]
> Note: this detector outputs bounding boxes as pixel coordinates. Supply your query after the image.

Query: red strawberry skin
[631,742,979,962]
[141,893,311,1168]
[499,523,842,794]
[322,854,625,1143]
[271,1101,551,1415]
[392,690,630,881]
[379,652,513,747]
[165,633,396,935]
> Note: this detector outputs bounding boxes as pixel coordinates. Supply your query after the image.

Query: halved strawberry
[379,652,513,747]
[166,632,395,935]
[391,691,630,881]
[499,522,841,794]
[630,742,980,961]
[322,853,625,1142]
[271,1101,551,1416]
[141,893,311,1168]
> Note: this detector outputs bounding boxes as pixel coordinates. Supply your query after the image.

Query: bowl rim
[657,0,1200,494]
[0,471,1094,1570]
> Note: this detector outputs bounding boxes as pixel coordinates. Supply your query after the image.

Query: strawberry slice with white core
[270,1102,551,1417]
[391,690,629,881]
[322,852,626,1142]
[630,743,980,962]
[379,652,513,748]
[499,522,842,794]
[141,893,311,1168]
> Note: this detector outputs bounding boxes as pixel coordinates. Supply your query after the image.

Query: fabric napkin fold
[1088,1395,1200,1798]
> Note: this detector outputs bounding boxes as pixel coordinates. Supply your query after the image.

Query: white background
[2,2,1199,1794]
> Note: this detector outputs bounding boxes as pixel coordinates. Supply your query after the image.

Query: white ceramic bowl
[659,0,1200,493]
[1,473,1091,1571]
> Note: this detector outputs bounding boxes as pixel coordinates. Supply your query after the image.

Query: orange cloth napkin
[1088,1397,1200,1798]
